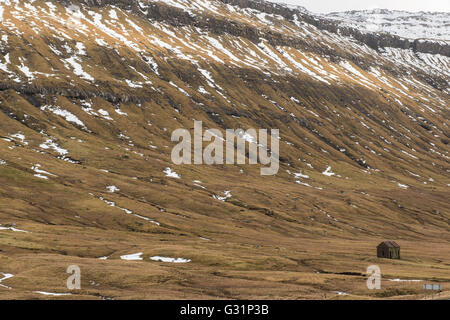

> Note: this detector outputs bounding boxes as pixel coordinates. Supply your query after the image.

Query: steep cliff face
[0,0,449,299]
[324,8,450,57]
[326,9,450,41]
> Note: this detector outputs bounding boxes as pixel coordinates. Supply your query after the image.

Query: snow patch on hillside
[150,256,191,263]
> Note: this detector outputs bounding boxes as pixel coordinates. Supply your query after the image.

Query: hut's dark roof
[378,241,400,248]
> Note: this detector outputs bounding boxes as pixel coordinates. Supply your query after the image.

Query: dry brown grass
[0,0,449,300]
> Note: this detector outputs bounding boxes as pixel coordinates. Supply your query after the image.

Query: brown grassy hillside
[0,0,448,299]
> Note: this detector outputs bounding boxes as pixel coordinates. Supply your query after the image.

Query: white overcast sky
[269,0,450,13]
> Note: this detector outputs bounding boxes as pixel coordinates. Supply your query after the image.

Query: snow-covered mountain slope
[0,0,449,299]
[326,9,450,41]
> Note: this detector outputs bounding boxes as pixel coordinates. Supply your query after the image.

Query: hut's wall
[377,244,400,259]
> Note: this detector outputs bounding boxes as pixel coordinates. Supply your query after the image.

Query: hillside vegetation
[0,0,448,299]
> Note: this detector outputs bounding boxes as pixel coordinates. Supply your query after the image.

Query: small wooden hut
[377,241,400,259]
